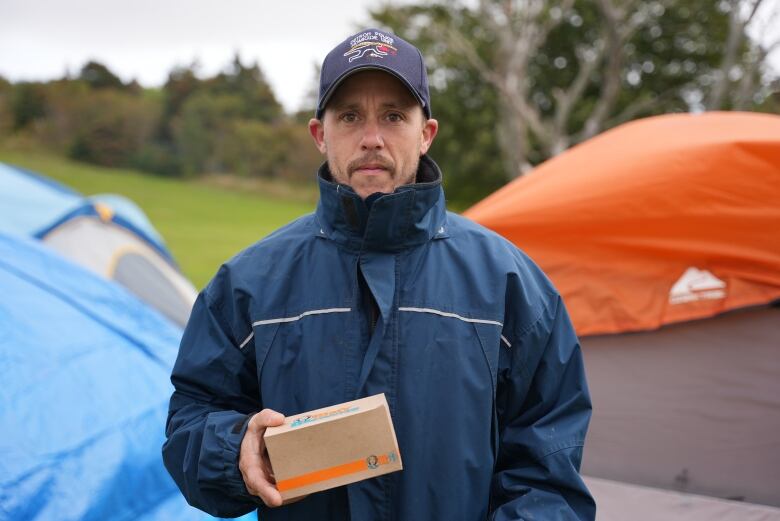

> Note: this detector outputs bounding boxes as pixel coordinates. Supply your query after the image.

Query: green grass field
[0,149,316,289]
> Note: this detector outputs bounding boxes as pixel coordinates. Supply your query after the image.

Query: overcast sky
[0,0,399,112]
[2,0,778,113]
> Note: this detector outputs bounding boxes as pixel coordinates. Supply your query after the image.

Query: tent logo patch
[669,267,726,304]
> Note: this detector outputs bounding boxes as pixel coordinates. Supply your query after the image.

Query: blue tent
[0,232,222,520]
[0,164,254,520]
[0,163,165,252]
[0,163,197,327]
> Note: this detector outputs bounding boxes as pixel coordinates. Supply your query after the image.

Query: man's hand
[239,408,285,507]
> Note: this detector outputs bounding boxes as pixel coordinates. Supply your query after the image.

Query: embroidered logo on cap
[344,31,398,62]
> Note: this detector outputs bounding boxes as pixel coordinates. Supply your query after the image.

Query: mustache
[347,154,395,175]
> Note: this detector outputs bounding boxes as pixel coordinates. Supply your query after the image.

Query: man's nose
[359,121,384,150]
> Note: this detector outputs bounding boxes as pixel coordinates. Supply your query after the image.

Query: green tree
[11,82,48,130]
[172,92,245,175]
[210,54,284,123]
[156,55,286,177]
[0,76,12,137]
[221,120,323,181]
[78,61,126,90]
[159,64,203,136]
[140,63,204,175]
[66,88,160,166]
[371,0,779,204]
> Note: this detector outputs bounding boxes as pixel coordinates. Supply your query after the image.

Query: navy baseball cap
[315,28,431,119]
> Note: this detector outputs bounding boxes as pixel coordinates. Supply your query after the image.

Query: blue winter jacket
[163,155,595,520]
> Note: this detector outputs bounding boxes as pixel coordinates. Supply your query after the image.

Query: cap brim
[316,64,428,119]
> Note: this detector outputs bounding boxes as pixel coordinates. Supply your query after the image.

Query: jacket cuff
[201,410,264,505]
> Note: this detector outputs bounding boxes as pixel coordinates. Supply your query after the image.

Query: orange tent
[464,112,780,337]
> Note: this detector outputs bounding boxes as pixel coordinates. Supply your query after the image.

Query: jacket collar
[315,154,448,252]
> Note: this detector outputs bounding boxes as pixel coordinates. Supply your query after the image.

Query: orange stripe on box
[277,454,392,492]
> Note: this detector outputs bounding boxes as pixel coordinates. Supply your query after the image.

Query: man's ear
[309,118,327,154]
[420,118,439,155]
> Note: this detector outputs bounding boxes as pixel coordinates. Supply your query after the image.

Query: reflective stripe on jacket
[163,155,595,520]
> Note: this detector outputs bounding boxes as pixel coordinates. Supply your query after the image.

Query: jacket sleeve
[490,270,596,520]
[162,266,263,518]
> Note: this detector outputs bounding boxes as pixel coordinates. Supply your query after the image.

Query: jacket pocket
[254,310,352,415]
[247,322,279,408]
[472,322,501,469]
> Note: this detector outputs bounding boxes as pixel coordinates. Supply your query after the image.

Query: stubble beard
[328,152,420,197]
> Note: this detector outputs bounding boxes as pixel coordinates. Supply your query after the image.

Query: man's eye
[340,113,358,123]
[387,113,404,123]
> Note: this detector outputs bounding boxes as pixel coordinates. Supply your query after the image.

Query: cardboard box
[264,393,402,501]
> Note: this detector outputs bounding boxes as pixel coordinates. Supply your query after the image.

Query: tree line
[0,57,322,184]
[1,0,777,207]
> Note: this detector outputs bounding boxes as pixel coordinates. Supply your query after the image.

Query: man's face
[309,70,438,200]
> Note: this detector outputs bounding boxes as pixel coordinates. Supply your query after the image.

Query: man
[163,28,595,520]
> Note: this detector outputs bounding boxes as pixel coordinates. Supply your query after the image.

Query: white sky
[0,0,399,112]
[1,0,778,113]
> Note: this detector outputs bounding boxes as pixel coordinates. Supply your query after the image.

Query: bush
[181,118,322,181]
[277,124,323,183]
[11,82,48,130]
[65,89,161,167]
[0,77,12,138]
[130,142,181,176]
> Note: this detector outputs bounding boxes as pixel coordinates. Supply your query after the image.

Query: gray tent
[581,304,780,519]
